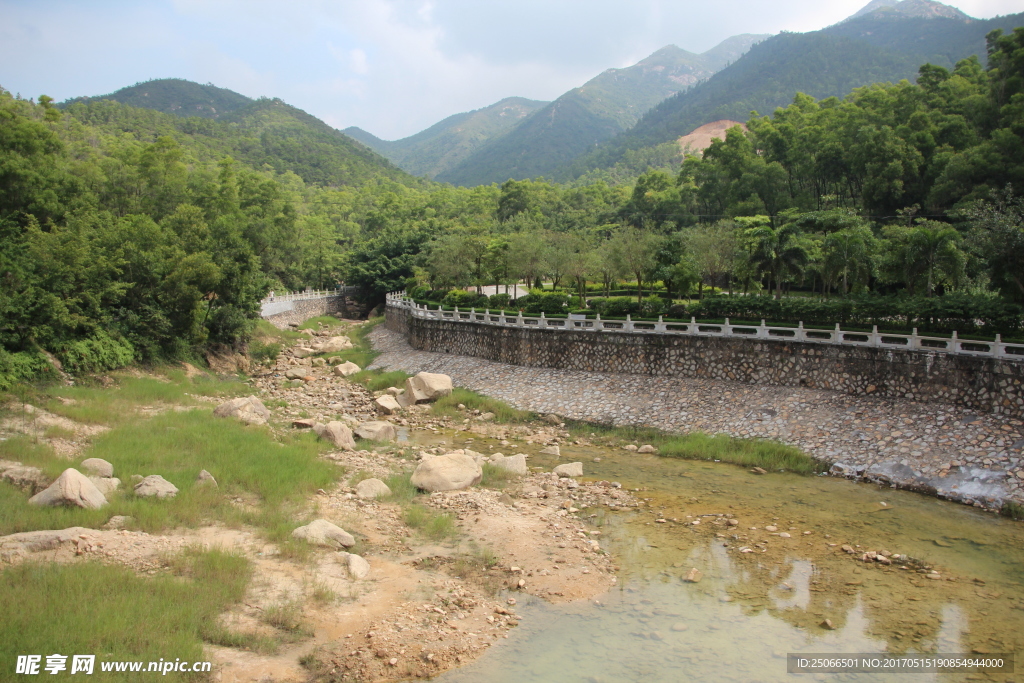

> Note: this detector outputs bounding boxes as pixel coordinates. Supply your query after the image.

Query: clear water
[421,435,1024,683]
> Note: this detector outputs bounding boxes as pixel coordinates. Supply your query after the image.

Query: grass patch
[431,388,533,423]
[0,548,251,681]
[255,318,305,343]
[30,372,247,427]
[383,472,419,503]
[322,317,382,370]
[297,316,343,330]
[1000,500,1024,521]
[449,545,504,595]
[349,370,410,391]
[565,420,823,474]
[403,504,457,541]
[480,463,517,489]
[0,409,340,536]
[262,600,312,637]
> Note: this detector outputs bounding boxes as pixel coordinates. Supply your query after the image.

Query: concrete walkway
[368,326,1024,510]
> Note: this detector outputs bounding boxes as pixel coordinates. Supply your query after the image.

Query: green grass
[30,373,248,427]
[321,317,383,370]
[480,463,518,489]
[297,316,343,330]
[431,388,533,423]
[349,370,410,391]
[383,472,419,503]
[403,504,457,541]
[1000,500,1024,521]
[0,548,252,682]
[255,318,306,342]
[0,409,340,536]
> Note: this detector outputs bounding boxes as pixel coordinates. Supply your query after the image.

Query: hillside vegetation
[61,78,253,120]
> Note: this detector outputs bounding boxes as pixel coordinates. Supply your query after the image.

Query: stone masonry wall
[385,306,1024,418]
[264,296,352,329]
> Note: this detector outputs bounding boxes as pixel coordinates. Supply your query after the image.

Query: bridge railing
[262,287,357,304]
[385,291,1024,362]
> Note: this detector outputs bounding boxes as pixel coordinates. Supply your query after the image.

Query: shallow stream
[409,433,1024,682]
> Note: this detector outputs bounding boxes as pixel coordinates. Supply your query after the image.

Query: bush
[588,296,666,318]
[55,332,135,374]
[441,289,488,309]
[488,293,512,309]
[513,291,574,314]
[0,349,54,391]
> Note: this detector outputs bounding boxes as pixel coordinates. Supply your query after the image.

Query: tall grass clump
[403,504,456,541]
[383,472,418,503]
[0,548,251,681]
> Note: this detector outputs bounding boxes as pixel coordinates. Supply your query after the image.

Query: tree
[610,227,662,303]
[822,224,878,295]
[682,221,738,298]
[743,218,809,299]
[881,221,966,296]
[963,187,1024,302]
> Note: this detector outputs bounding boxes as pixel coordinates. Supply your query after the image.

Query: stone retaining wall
[386,306,1024,418]
[264,296,354,329]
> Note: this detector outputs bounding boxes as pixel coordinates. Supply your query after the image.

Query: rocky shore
[368,326,1024,511]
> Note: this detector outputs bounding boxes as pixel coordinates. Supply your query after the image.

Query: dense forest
[2,27,1023,388]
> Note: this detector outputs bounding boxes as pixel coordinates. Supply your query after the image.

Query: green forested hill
[564,8,1024,180]
[343,97,548,179]
[65,96,422,189]
[437,36,767,186]
[60,78,253,119]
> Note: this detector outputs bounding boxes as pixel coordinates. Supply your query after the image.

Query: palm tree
[745,222,809,299]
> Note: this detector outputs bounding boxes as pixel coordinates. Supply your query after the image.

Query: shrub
[488,293,512,309]
[441,289,488,309]
[55,332,135,374]
[514,290,574,314]
[0,349,54,391]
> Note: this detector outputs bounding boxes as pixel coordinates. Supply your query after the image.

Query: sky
[1,0,1022,140]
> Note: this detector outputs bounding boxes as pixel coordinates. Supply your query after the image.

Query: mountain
[564,3,1024,181]
[343,96,547,178]
[434,34,767,186]
[63,85,421,189]
[849,0,969,20]
[60,78,253,119]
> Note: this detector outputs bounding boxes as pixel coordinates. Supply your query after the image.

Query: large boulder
[292,519,355,548]
[490,453,528,476]
[285,368,310,381]
[81,458,113,478]
[411,453,482,492]
[314,421,357,450]
[553,462,584,478]
[333,361,361,377]
[401,372,453,405]
[196,470,218,488]
[213,396,271,425]
[374,395,402,415]
[354,421,397,442]
[292,347,315,359]
[355,478,392,499]
[314,336,353,354]
[28,469,107,509]
[134,475,178,499]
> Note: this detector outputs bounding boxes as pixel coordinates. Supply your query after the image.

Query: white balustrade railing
[385,291,1024,362]
[262,287,356,305]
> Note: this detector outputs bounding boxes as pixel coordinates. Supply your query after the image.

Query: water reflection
[416,431,1024,682]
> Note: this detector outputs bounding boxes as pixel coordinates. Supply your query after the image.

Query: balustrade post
[796,321,806,342]
[871,325,880,347]
[655,315,666,332]
[595,313,603,331]
[952,330,959,354]
[724,317,731,336]
[625,314,634,333]
[540,311,547,328]
[996,333,1005,359]
[690,316,697,334]
[834,323,841,344]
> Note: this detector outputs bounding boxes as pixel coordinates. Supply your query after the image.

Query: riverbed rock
[411,453,482,492]
[684,568,703,583]
[81,458,113,478]
[637,445,656,454]
[285,368,310,381]
[292,347,315,359]
[490,453,528,476]
[543,414,562,425]
[196,470,218,488]
[28,469,107,509]
[134,475,178,499]
[103,515,133,530]
[354,421,397,442]
[540,445,560,456]
[88,477,120,496]
[553,462,583,478]
[292,519,355,548]
[0,460,50,494]
[314,421,357,450]
[401,372,452,405]
[375,395,402,415]
[341,552,370,579]
[213,396,271,425]
[356,478,392,499]
[333,362,361,377]
[314,336,353,354]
